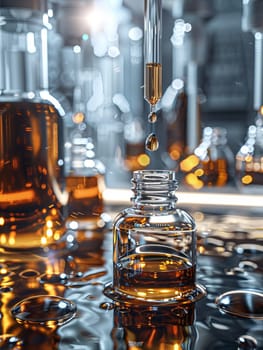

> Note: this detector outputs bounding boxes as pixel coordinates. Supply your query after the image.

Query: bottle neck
[0,8,49,95]
[131,170,178,210]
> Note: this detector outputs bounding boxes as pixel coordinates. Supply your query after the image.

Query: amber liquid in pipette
[145,63,162,152]
[145,63,162,105]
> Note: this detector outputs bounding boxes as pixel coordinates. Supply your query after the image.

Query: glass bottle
[0,0,67,250]
[65,136,106,230]
[180,127,234,190]
[161,19,201,169]
[104,170,206,305]
[235,116,263,192]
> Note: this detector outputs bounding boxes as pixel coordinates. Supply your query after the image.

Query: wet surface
[0,212,262,349]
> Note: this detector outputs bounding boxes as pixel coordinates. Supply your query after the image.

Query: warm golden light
[180,154,199,172]
[185,173,203,190]
[0,217,4,226]
[46,229,53,238]
[0,190,35,203]
[242,174,253,185]
[46,220,53,229]
[72,112,85,124]
[54,232,61,241]
[137,153,150,167]
[41,236,47,245]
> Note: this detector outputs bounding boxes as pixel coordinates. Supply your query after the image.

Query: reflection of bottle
[162,79,188,166]
[104,170,206,305]
[0,1,67,249]
[180,127,233,190]
[162,19,201,169]
[236,116,263,192]
[112,303,197,350]
[66,137,106,230]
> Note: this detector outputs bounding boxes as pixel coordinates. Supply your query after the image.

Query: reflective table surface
[0,210,262,349]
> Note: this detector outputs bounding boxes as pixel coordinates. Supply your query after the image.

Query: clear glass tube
[144,0,162,106]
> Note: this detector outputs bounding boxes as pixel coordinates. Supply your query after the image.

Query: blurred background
[22,0,263,192]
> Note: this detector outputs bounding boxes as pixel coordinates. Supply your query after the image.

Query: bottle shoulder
[113,206,196,230]
[0,91,66,117]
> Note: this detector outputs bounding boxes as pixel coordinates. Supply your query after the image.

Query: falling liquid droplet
[145,133,159,152]
[148,111,158,123]
[11,295,77,329]
[237,335,258,349]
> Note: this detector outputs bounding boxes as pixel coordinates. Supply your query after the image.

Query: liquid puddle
[11,295,77,329]
[215,290,263,319]
[237,335,258,349]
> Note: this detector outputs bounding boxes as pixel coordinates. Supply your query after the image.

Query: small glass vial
[104,170,206,305]
[236,121,263,193]
[65,137,106,230]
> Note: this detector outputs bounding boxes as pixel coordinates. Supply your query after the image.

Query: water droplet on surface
[11,295,77,329]
[100,302,115,310]
[145,133,159,151]
[0,334,23,349]
[239,260,258,271]
[0,286,13,293]
[237,335,258,349]
[148,111,158,123]
[225,267,247,277]
[234,243,263,255]
[215,290,263,319]
[19,269,40,278]
[39,273,69,285]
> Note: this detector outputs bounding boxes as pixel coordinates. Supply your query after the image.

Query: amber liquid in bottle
[116,252,196,300]
[114,214,196,301]
[236,159,263,186]
[166,91,188,161]
[183,158,229,189]
[65,174,104,224]
[0,101,65,249]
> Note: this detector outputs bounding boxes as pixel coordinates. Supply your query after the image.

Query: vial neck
[131,170,178,211]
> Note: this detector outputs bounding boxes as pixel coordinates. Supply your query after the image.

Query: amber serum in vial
[104,170,206,305]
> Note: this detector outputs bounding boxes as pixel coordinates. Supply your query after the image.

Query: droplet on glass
[11,295,77,329]
[237,335,258,349]
[0,334,23,349]
[145,133,159,152]
[148,112,158,123]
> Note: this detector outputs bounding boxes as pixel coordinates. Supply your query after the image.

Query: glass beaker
[0,0,67,250]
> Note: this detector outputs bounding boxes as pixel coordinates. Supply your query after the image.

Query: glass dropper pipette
[144,0,162,151]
